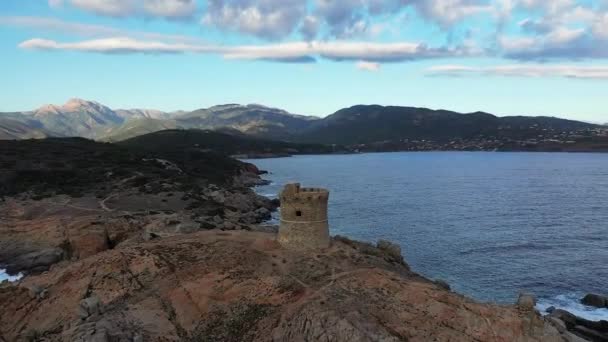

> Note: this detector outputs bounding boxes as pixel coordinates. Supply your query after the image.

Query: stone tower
[277,183,330,249]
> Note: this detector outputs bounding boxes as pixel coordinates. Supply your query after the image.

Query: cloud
[69,0,137,17]
[143,0,197,18]
[495,0,608,60]
[356,61,380,71]
[0,16,202,43]
[413,0,494,27]
[309,0,494,40]
[53,0,196,19]
[27,0,608,61]
[299,15,320,41]
[201,0,307,39]
[500,27,608,60]
[18,37,471,63]
[427,64,608,79]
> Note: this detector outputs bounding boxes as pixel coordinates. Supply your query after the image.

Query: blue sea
[246,152,608,321]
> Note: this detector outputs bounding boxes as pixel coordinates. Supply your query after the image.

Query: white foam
[536,293,608,321]
[0,269,23,282]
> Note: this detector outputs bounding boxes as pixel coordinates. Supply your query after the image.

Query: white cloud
[70,0,137,17]
[593,13,608,39]
[413,0,494,27]
[0,16,202,42]
[356,61,380,71]
[29,0,608,61]
[427,64,608,79]
[18,37,470,63]
[143,0,197,18]
[499,24,608,60]
[54,0,196,19]
[300,15,320,41]
[202,0,306,39]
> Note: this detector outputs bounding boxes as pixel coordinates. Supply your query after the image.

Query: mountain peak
[35,104,63,116]
[63,98,107,112]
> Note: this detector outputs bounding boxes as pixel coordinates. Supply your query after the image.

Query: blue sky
[0,0,607,122]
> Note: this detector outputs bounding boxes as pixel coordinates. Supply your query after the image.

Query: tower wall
[277,183,330,249]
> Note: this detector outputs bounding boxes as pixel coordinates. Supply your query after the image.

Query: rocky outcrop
[2,247,65,274]
[546,309,608,341]
[0,182,277,275]
[0,137,277,276]
[0,231,566,341]
[582,293,608,309]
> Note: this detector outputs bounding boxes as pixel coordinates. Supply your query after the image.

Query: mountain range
[0,99,603,145]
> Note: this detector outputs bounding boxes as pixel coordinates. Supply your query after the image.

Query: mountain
[114,108,173,120]
[1,100,603,149]
[297,105,599,144]
[30,99,125,138]
[173,104,319,141]
[100,118,179,142]
[0,100,319,141]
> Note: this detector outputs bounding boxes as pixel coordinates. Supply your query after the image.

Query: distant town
[347,126,608,153]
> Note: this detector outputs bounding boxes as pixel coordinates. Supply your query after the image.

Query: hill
[0,113,55,140]
[100,118,180,142]
[297,105,600,145]
[118,129,336,157]
[174,104,319,141]
[2,100,604,152]
[0,136,256,198]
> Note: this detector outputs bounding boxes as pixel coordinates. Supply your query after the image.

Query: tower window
[296,210,302,217]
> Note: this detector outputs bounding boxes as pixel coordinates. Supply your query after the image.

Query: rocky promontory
[0,137,602,341]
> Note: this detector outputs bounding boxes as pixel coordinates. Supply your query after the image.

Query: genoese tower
[277,183,330,249]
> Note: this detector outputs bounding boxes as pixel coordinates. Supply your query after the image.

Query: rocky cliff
[0,138,599,341]
[0,229,568,341]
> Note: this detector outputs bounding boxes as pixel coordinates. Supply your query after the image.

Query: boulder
[545,316,567,333]
[549,309,578,326]
[27,285,47,300]
[79,295,102,320]
[549,309,608,341]
[581,293,608,308]
[517,293,536,312]
[5,247,64,274]
[209,191,226,204]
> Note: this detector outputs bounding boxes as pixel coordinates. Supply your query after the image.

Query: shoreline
[249,164,608,324]
[242,150,608,161]
[0,137,605,340]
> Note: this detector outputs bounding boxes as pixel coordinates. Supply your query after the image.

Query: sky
[0,0,607,122]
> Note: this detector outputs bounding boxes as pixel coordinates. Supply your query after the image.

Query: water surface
[247,152,608,320]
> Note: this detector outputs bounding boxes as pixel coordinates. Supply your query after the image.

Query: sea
[246,152,608,321]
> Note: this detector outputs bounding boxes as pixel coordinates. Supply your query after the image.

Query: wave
[536,293,608,321]
[0,269,23,283]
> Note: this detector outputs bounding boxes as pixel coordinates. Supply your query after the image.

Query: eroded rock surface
[0,231,566,342]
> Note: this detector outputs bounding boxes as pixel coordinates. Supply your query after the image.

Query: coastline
[248,157,608,326]
[0,138,605,340]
